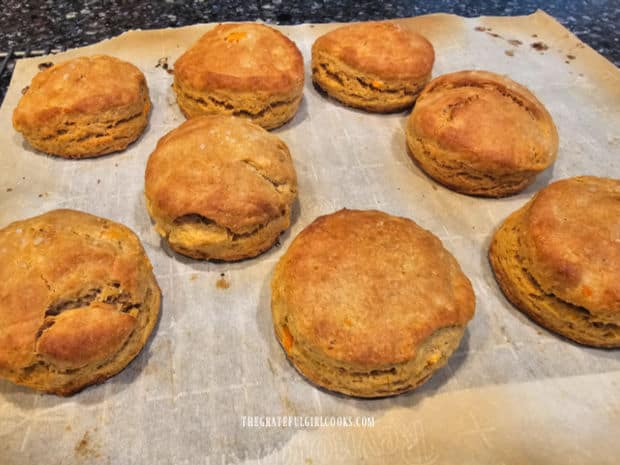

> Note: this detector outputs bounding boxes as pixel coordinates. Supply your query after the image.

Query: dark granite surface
[1,0,618,102]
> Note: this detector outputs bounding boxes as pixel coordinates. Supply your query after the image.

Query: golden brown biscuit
[272,209,475,397]
[0,209,161,395]
[312,21,435,112]
[13,55,150,158]
[173,23,304,130]
[145,115,298,261]
[490,176,620,347]
[406,70,558,197]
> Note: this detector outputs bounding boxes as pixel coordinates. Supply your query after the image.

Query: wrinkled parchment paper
[1,11,619,465]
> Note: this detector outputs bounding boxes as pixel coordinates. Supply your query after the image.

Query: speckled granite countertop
[1,0,618,102]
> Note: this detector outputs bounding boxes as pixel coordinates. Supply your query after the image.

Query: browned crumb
[475,26,488,32]
[21,85,29,94]
[532,33,539,38]
[486,32,502,38]
[566,54,576,60]
[531,41,549,51]
[216,274,230,290]
[508,39,522,46]
[6,187,12,192]
[38,62,54,70]
[97,179,101,184]
[505,50,515,57]
[156,57,169,70]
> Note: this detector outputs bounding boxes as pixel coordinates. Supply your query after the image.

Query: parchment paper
[1,11,619,465]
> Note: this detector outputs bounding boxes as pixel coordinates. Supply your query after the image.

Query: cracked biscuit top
[174,23,304,94]
[408,70,558,172]
[0,209,160,394]
[145,115,297,235]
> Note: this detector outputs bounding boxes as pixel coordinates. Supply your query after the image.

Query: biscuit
[173,23,304,130]
[13,55,150,158]
[0,209,161,395]
[406,70,558,197]
[145,115,298,261]
[489,176,620,347]
[271,209,475,397]
[312,21,434,112]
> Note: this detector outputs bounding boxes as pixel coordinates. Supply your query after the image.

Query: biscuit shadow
[391,126,425,173]
[521,163,555,197]
[272,96,308,132]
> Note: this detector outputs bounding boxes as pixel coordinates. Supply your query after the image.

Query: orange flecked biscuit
[173,23,304,130]
[13,55,150,158]
[145,115,298,261]
[0,210,161,395]
[490,176,620,347]
[406,70,558,197]
[272,209,475,397]
[312,21,435,112]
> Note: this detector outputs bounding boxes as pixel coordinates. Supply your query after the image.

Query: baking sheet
[1,10,620,465]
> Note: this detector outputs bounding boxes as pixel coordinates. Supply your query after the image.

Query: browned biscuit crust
[272,209,475,397]
[12,55,150,158]
[312,21,434,112]
[406,70,558,197]
[173,23,304,129]
[489,176,620,347]
[0,209,161,395]
[145,115,298,261]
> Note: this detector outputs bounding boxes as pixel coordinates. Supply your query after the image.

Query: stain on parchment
[74,431,101,460]
[475,27,524,50]
[531,41,549,52]
[505,50,515,57]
